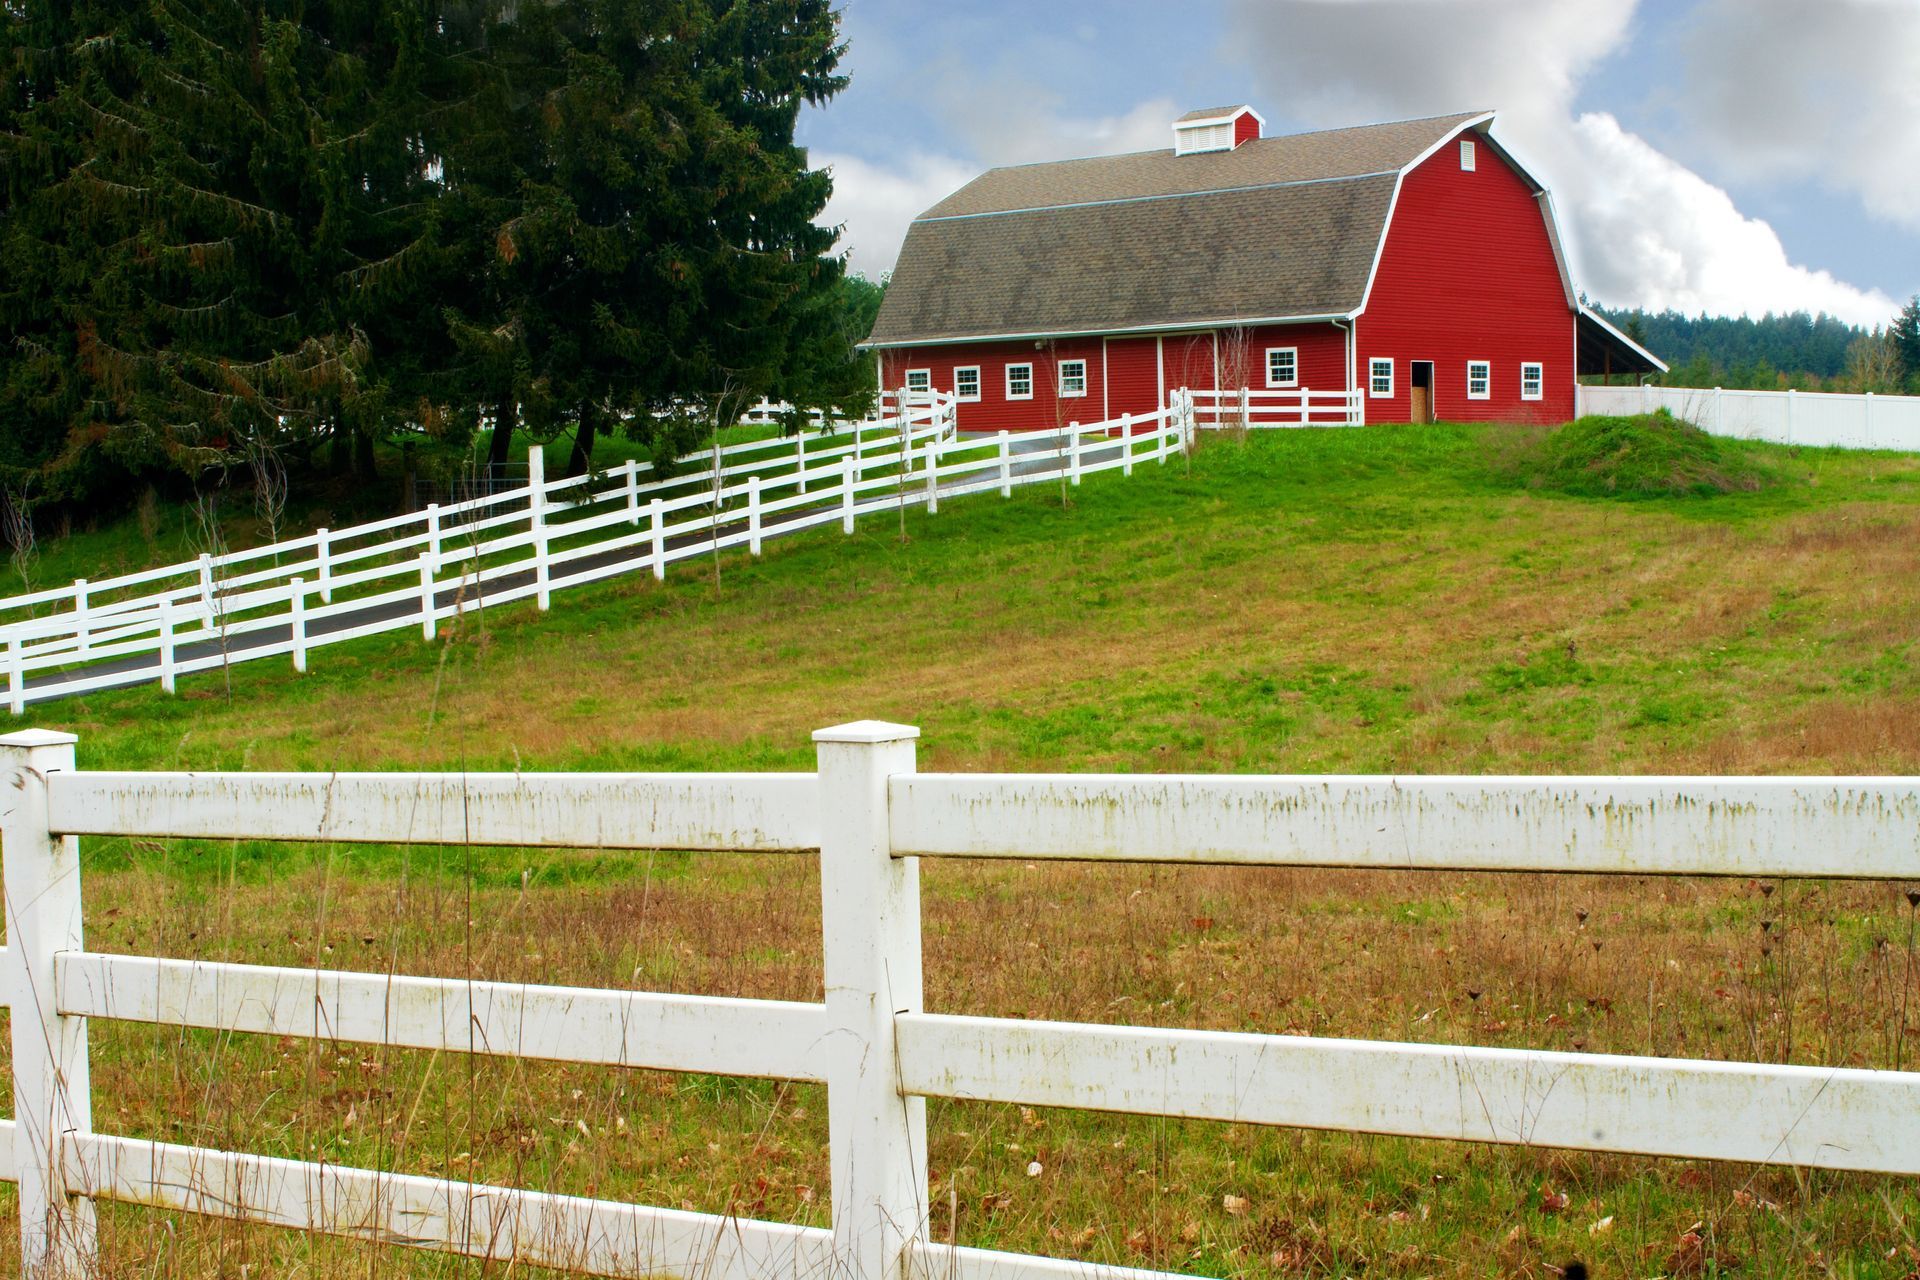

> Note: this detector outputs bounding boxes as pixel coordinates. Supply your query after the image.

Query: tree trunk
[328,418,351,476]
[353,424,377,480]
[487,399,516,471]
[565,402,598,478]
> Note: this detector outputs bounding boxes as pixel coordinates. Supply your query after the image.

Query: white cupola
[1172,105,1265,155]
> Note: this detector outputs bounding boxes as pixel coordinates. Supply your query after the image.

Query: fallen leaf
[1539,1189,1570,1215]
[1588,1215,1614,1235]
[1223,1194,1250,1217]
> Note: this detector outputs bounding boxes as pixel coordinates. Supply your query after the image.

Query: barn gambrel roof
[867,111,1506,349]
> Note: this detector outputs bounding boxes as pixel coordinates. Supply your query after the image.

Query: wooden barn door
[1410,361,1436,424]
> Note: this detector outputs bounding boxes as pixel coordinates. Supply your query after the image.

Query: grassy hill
[10,421,1920,1278]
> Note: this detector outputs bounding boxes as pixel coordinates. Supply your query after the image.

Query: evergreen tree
[454,0,848,477]
[1891,295,1920,390]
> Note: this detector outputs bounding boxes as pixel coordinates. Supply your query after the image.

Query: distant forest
[1590,302,1918,393]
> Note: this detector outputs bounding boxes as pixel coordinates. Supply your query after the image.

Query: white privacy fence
[3,723,1920,1279]
[1186,386,1364,429]
[1579,382,1920,451]
[0,395,1192,710]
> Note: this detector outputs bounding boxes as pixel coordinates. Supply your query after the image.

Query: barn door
[1411,361,1436,424]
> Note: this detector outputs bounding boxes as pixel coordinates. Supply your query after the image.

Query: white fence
[1579,382,1920,451]
[0,395,1192,710]
[1186,386,1363,429]
[3,725,1919,1279]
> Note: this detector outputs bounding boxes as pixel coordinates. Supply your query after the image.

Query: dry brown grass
[12,426,1920,1276]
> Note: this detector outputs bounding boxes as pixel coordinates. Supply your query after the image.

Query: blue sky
[797,0,1920,327]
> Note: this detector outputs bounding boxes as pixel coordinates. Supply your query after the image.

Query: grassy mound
[1511,409,1771,499]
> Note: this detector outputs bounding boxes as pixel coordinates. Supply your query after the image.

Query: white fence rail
[1579,382,1920,451]
[3,724,1919,1278]
[0,396,1193,710]
[1185,386,1363,429]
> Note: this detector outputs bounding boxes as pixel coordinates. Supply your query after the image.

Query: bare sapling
[189,485,236,700]
[2,479,37,599]
[244,429,290,556]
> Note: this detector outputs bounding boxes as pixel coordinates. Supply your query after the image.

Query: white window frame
[1368,358,1393,399]
[954,365,982,403]
[1520,361,1544,402]
[904,368,931,394]
[1265,346,1298,389]
[1467,360,1491,401]
[1460,139,1476,171]
[1057,358,1088,398]
[1006,363,1034,401]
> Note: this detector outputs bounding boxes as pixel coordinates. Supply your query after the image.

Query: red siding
[880,339,1106,433]
[1357,135,1575,425]
[1238,324,1348,394]
[1233,111,1260,148]
[1104,336,1161,426]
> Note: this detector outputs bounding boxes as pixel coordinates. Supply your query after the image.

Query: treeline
[0,1,874,527]
[1594,300,1920,394]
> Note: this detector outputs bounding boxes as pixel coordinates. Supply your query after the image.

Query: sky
[794,0,1920,329]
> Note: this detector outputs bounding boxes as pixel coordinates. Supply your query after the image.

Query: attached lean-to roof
[868,112,1492,348]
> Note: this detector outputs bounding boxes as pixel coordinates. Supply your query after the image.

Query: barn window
[1058,359,1088,398]
[1369,358,1393,398]
[1460,139,1476,171]
[955,366,982,401]
[1006,363,1034,401]
[1521,362,1544,401]
[905,368,931,394]
[1265,347,1298,388]
[1467,360,1491,400]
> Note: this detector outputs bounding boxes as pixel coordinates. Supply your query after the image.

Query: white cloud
[1673,0,1920,233]
[815,151,978,282]
[1222,0,1896,323]
[1556,113,1895,323]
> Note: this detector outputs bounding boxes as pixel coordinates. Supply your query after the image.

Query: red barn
[866,108,1663,430]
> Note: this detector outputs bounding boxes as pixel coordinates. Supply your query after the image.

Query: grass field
[6,420,1920,1278]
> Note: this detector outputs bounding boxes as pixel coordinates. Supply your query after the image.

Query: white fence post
[7,637,22,716]
[853,422,863,483]
[528,445,551,611]
[1121,413,1134,476]
[748,475,763,556]
[625,458,640,526]
[158,600,176,694]
[1,728,97,1279]
[197,552,214,617]
[316,528,333,603]
[649,498,666,581]
[426,503,442,571]
[1714,386,1724,436]
[998,431,1012,498]
[291,577,308,673]
[795,431,808,496]
[1785,388,1796,443]
[418,550,436,642]
[72,579,89,657]
[1865,391,1876,446]
[813,720,926,1280]
[1069,422,1082,486]
[841,458,855,535]
[925,433,939,514]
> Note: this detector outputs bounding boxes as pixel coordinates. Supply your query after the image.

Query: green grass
[1503,409,1774,499]
[7,420,1920,1278]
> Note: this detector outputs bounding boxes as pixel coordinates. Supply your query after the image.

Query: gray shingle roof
[869,112,1489,347]
[1175,105,1251,123]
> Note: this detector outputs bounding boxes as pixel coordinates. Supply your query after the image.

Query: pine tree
[1891,295,1920,391]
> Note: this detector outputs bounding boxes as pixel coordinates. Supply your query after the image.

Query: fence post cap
[0,728,77,749]
[812,720,920,745]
